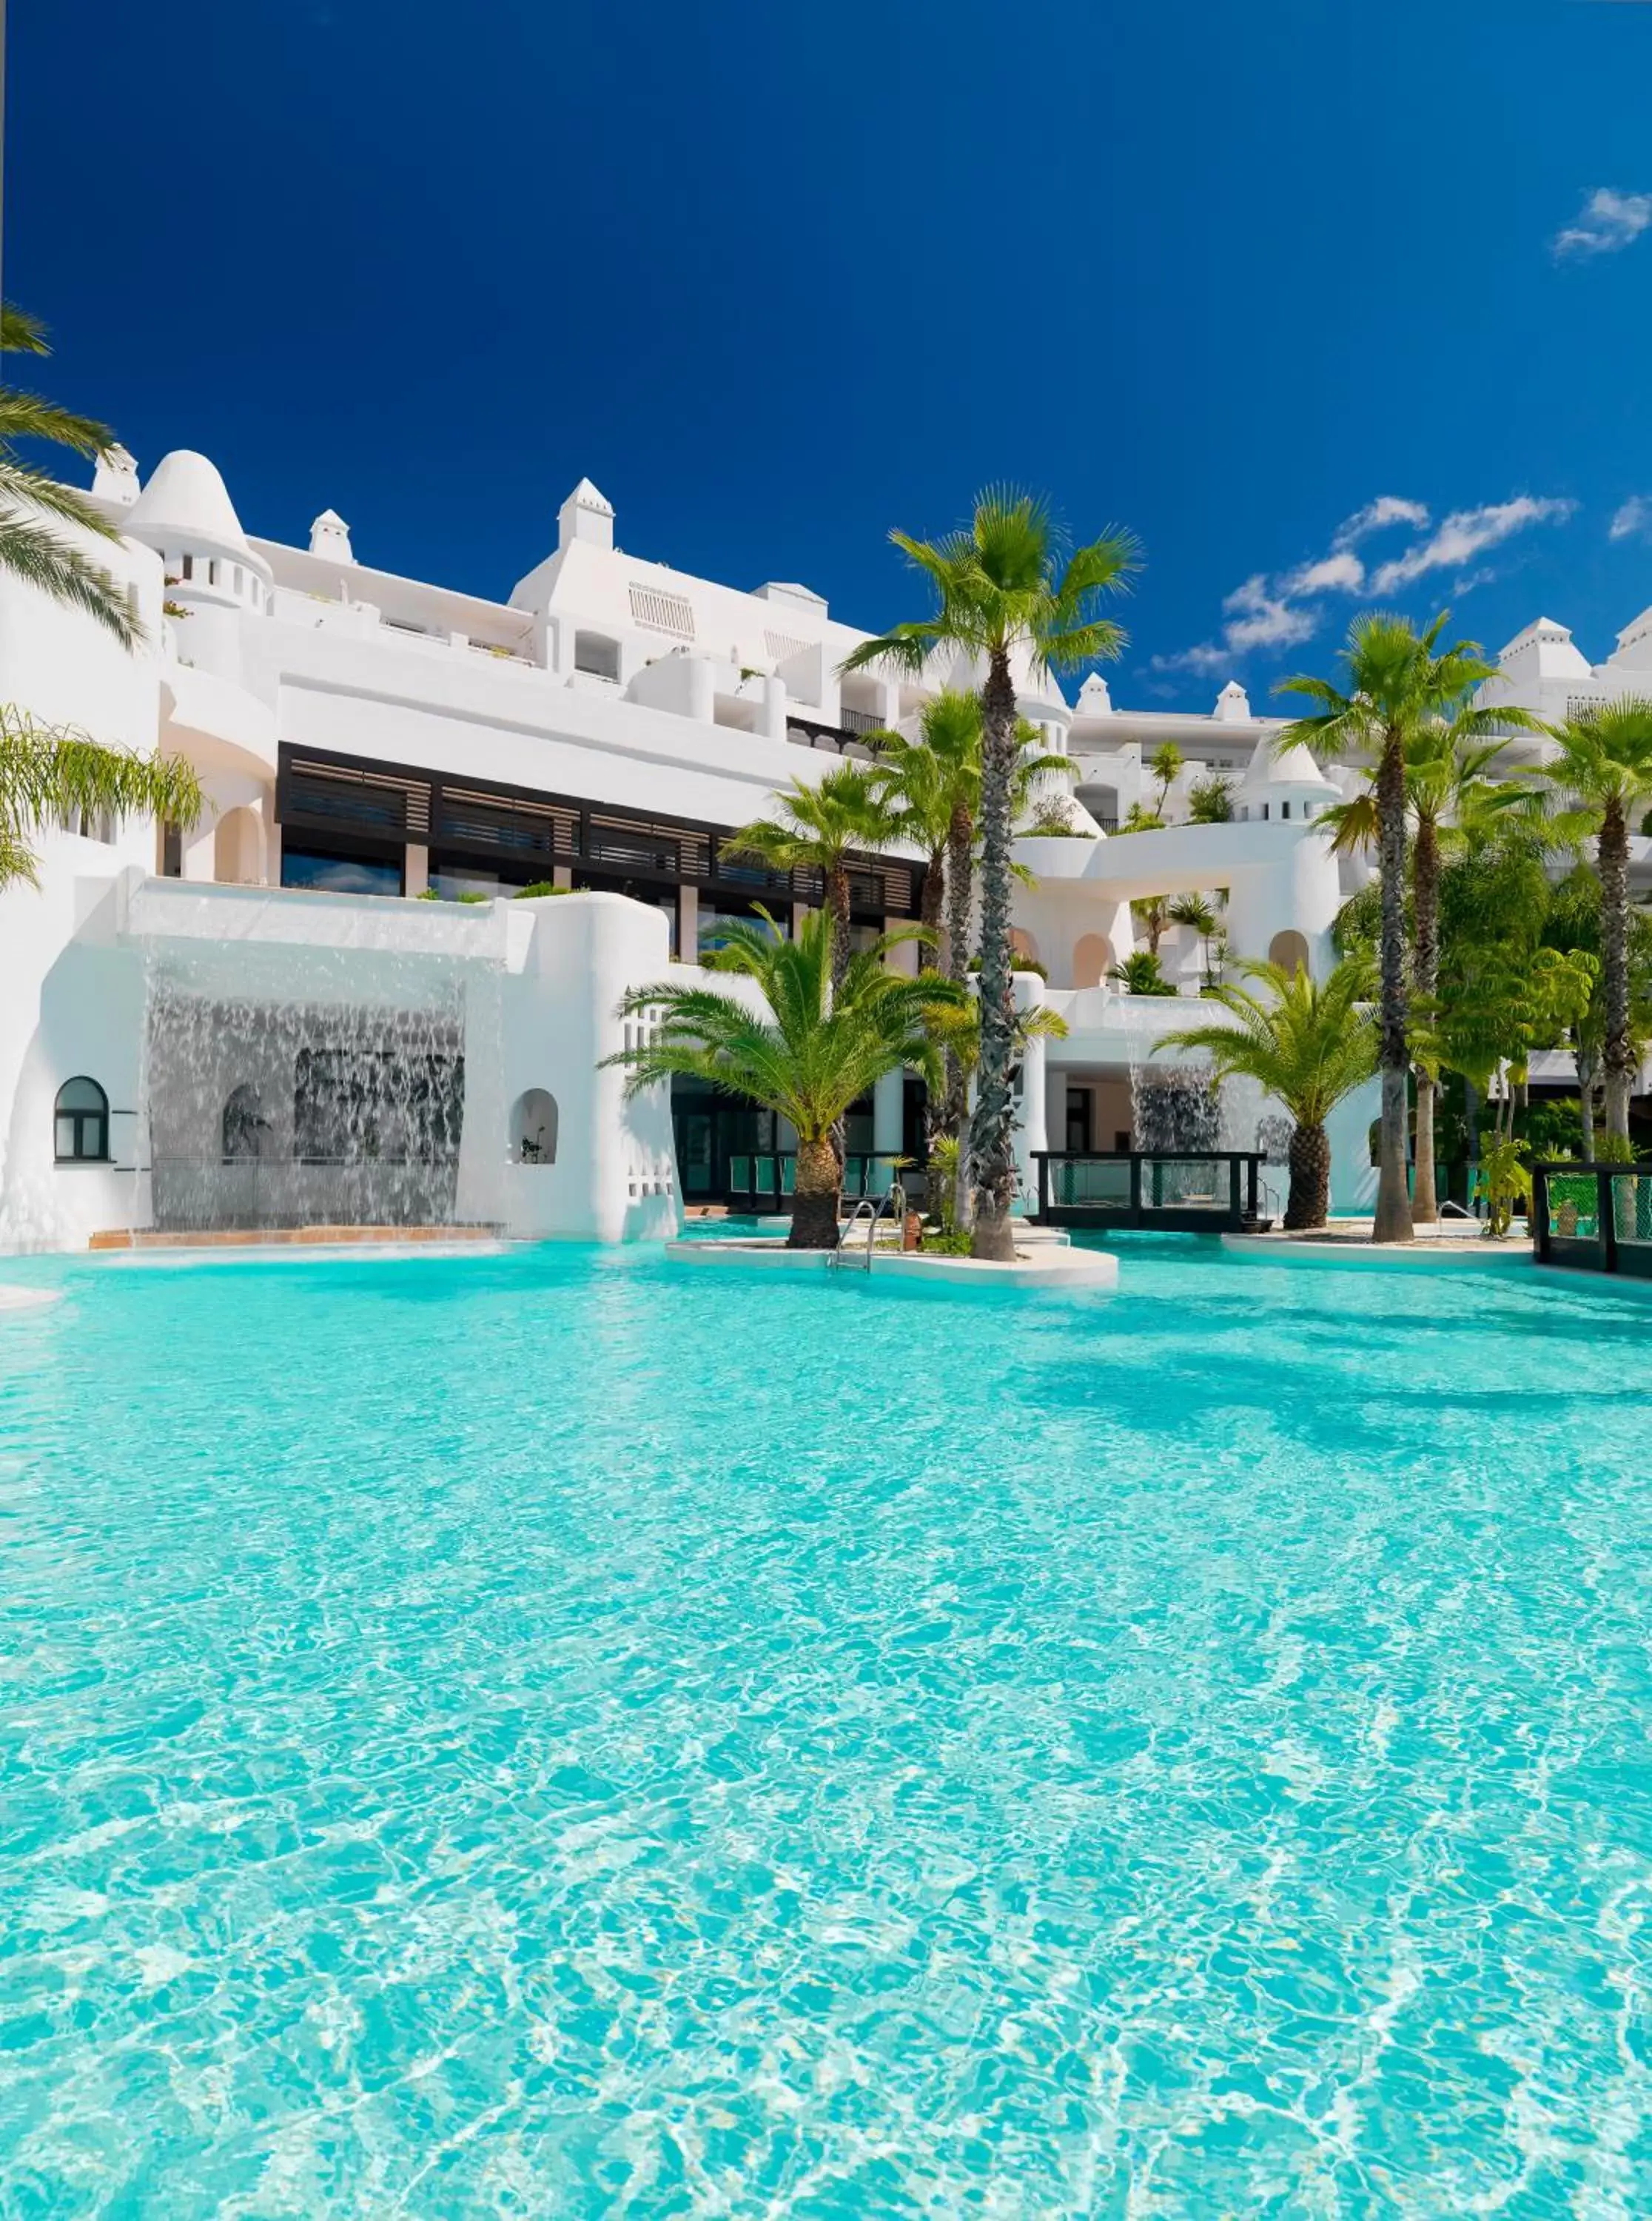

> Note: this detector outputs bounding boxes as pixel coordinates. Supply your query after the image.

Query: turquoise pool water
[1,1241,1650,2217]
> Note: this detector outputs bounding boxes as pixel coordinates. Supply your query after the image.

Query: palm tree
[0,306,141,646]
[0,707,202,889]
[1278,612,1497,1243]
[844,489,1137,1259]
[1168,892,1220,986]
[864,690,981,978]
[1108,949,1177,996]
[723,763,896,988]
[1148,740,1183,817]
[1540,700,1652,1142]
[1323,714,1543,1220]
[605,907,961,1248]
[1163,959,1377,1229]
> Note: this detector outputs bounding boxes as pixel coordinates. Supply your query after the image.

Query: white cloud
[1611,496,1651,541]
[1149,491,1573,682]
[1554,187,1652,258]
[1286,549,1366,596]
[1369,497,1574,594]
[1332,496,1431,549]
[1221,574,1319,652]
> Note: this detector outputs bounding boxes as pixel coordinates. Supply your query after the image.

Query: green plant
[1148,740,1183,815]
[604,905,964,1249]
[1539,700,1652,1145]
[968,951,1048,980]
[417,885,491,902]
[0,306,142,645]
[1472,1133,1532,1239]
[1594,1130,1636,1165]
[513,880,568,899]
[724,763,896,988]
[0,706,202,891]
[1108,949,1177,996]
[1278,612,1502,1242]
[1025,798,1094,837]
[1162,957,1378,1229]
[842,486,1137,1260]
[1120,802,1165,833]
[1187,774,1235,824]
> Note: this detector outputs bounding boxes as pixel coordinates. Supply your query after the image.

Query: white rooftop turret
[1212,679,1251,722]
[1496,614,1592,683]
[309,509,353,563]
[1076,672,1114,715]
[127,450,253,557]
[557,478,615,554]
[1238,729,1340,811]
[91,444,139,508]
[1607,606,1652,672]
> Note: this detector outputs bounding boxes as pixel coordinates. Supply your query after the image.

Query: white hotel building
[0,446,1439,1247]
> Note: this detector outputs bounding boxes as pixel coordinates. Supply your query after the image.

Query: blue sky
[12,0,1652,705]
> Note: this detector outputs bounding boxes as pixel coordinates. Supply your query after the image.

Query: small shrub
[513,881,569,899]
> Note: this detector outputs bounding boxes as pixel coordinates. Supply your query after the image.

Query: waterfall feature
[145,978,473,1231]
[1130,1063,1223,1154]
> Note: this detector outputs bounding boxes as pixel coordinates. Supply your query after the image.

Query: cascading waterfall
[144,971,471,1232]
[1131,1060,1224,1210]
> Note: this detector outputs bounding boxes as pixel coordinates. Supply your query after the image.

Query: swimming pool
[1,1242,1648,2215]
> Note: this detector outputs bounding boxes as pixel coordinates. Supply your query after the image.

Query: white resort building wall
[0,446,1394,1247]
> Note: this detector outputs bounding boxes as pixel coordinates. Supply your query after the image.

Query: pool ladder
[830,1182,904,1273]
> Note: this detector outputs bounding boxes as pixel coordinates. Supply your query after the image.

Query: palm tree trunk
[1285,1120,1330,1230]
[789,1133,842,1250]
[827,861,853,994]
[1373,727,1414,1242]
[943,800,974,1227]
[1599,800,1633,1142]
[920,846,947,971]
[968,650,1021,1262]
[1579,1042,1597,1162]
[1411,814,1440,1223]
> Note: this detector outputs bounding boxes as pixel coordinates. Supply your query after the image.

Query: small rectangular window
[207,560,219,587]
[1281,800,1291,820]
[232,566,243,594]
[1261,803,1270,821]
[180,555,194,580]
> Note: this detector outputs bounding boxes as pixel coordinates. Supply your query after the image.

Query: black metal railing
[1032,1150,1269,1233]
[1531,1162,1652,1276]
[725,1152,907,1213]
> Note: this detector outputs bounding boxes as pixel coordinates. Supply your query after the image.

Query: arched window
[55,1076,109,1162]
[511,1089,559,1165]
[1072,932,1114,989]
[1269,928,1311,976]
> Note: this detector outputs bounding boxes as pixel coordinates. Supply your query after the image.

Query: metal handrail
[830,1179,907,1273]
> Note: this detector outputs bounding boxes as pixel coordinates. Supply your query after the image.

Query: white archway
[214,805,263,885]
[511,1089,558,1165]
[1072,931,1114,988]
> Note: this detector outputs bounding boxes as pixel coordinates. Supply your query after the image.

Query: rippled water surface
[2,1240,1651,2217]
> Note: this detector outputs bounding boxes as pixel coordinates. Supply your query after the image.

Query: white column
[873,1066,904,1157]
[404,843,429,896]
[1013,974,1047,1215]
[1045,1063,1070,1154]
[882,917,919,976]
[677,883,698,961]
[760,676,787,741]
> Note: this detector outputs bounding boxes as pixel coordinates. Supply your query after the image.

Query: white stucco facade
[0,449,1383,1247]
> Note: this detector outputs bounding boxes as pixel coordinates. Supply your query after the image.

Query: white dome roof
[127,450,252,556]
[1238,731,1340,795]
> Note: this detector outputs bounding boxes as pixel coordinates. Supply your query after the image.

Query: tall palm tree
[843,488,1137,1259]
[1321,714,1543,1219]
[0,306,141,646]
[864,689,982,976]
[1278,612,1496,1243]
[0,707,202,890]
[1163,958,1377,1229]
[605,907,961,1248]
[1540,700,1652,1142]
[723,763,896,988]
